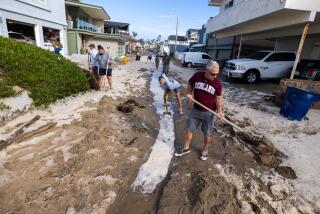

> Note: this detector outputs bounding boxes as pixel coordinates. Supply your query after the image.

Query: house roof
[65,0,110,20]
[104,21,129,28]
[187,28,199,32]
[168,35,187,41]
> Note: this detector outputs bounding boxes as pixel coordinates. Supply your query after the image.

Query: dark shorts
[186,108,214,137]
[166,87,181,93]
[99,68,106,76]
[148,56,152,60]
[107,69,112,77]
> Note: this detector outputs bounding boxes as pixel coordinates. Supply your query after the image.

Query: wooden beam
[290,22,310,79]
[237,35,243,59]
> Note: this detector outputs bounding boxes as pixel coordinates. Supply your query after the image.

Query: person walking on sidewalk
[175,60,224,161]
[162,52,171,75]
[155,53,160,69]
[94,45,110,89]
[159,73,183,114]
[147,50,153,62]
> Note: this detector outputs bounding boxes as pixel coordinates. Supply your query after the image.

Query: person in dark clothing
[162,52,171,75]
[155,53,160,69]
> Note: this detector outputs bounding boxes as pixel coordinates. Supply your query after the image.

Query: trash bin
[280,86,320,121]
[136,55,141,61]
[124,56,128,64]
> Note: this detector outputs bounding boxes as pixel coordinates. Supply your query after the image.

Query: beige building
[65,0,127,57]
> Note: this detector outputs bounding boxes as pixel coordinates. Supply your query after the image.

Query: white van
[181,52,213,67]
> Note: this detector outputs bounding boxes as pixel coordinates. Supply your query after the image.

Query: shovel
[190,97,274,148]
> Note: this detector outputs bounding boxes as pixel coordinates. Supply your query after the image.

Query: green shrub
[0,80,15,98]
[0,102,10,110]
[0,37,89,107]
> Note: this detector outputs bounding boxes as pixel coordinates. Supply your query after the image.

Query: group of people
[157,53,224,161]
[88,44,114,90]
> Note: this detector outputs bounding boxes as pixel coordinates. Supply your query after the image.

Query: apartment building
[167,35,189,54]
[0,0,68,55]
[207,0,320,60]
[186,28,199,46]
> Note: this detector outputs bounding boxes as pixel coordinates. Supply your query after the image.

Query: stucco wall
[276,35,320,60]
[84,36,119,57]
[0,0,66,26]
[0,0,68,54]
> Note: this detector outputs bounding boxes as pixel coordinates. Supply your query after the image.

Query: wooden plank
[290,22,310,79]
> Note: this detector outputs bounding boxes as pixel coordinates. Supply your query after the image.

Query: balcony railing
[67,19,103,33]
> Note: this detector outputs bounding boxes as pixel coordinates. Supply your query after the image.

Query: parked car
[8,32,36,45]
[181,52,213,68]
[295,59,320,81]
[223,51,296,83]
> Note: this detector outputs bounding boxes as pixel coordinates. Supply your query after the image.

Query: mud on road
[0,94,160,213]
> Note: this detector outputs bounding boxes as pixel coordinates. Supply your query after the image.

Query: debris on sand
[117,99,145,114]
[138,68,148,72]
[275,166,297,179]
[120,137,138,146]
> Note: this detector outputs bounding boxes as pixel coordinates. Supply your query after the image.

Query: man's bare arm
[215,96,224,117]
[187,83,193,102]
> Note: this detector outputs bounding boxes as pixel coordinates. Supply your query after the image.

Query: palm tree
[132,31,138,39]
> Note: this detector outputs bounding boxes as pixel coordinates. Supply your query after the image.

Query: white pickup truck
[223,51,296,83]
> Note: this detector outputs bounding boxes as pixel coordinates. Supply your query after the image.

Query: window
[248,52,270,60]
[265,53,283,62]
[202,54,211,60]
[265,53,296,62]
[224,0,234,10]
[281,53,296,61]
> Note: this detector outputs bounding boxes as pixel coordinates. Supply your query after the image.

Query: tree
[156,35,162,42]
[132,31,138,38]
[138,39,145,46]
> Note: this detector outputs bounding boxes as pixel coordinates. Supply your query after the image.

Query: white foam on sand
[0,91,33,118]
[223,89,320,211]
[132,68,175,193]
[0,60,148,142]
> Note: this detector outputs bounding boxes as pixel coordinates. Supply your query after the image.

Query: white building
[0,0,68,55]
[186,28,199,45]
[207,0,320,61]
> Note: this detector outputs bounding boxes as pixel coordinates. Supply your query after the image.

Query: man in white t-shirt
[88,44,99,89]
[88,44,98,71]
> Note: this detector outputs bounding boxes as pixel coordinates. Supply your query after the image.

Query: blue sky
[85,0,219,40]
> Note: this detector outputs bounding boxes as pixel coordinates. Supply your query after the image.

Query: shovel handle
[190,97,244,132]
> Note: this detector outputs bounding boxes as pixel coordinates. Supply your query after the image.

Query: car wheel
[187,62,192,68]
[244,70,259,83]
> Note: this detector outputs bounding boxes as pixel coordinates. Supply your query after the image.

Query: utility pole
[175,16,178,53]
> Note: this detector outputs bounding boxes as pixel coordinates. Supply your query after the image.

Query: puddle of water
[132,68,175,193]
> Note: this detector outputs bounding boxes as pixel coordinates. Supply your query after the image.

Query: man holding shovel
[175,60,224,161]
